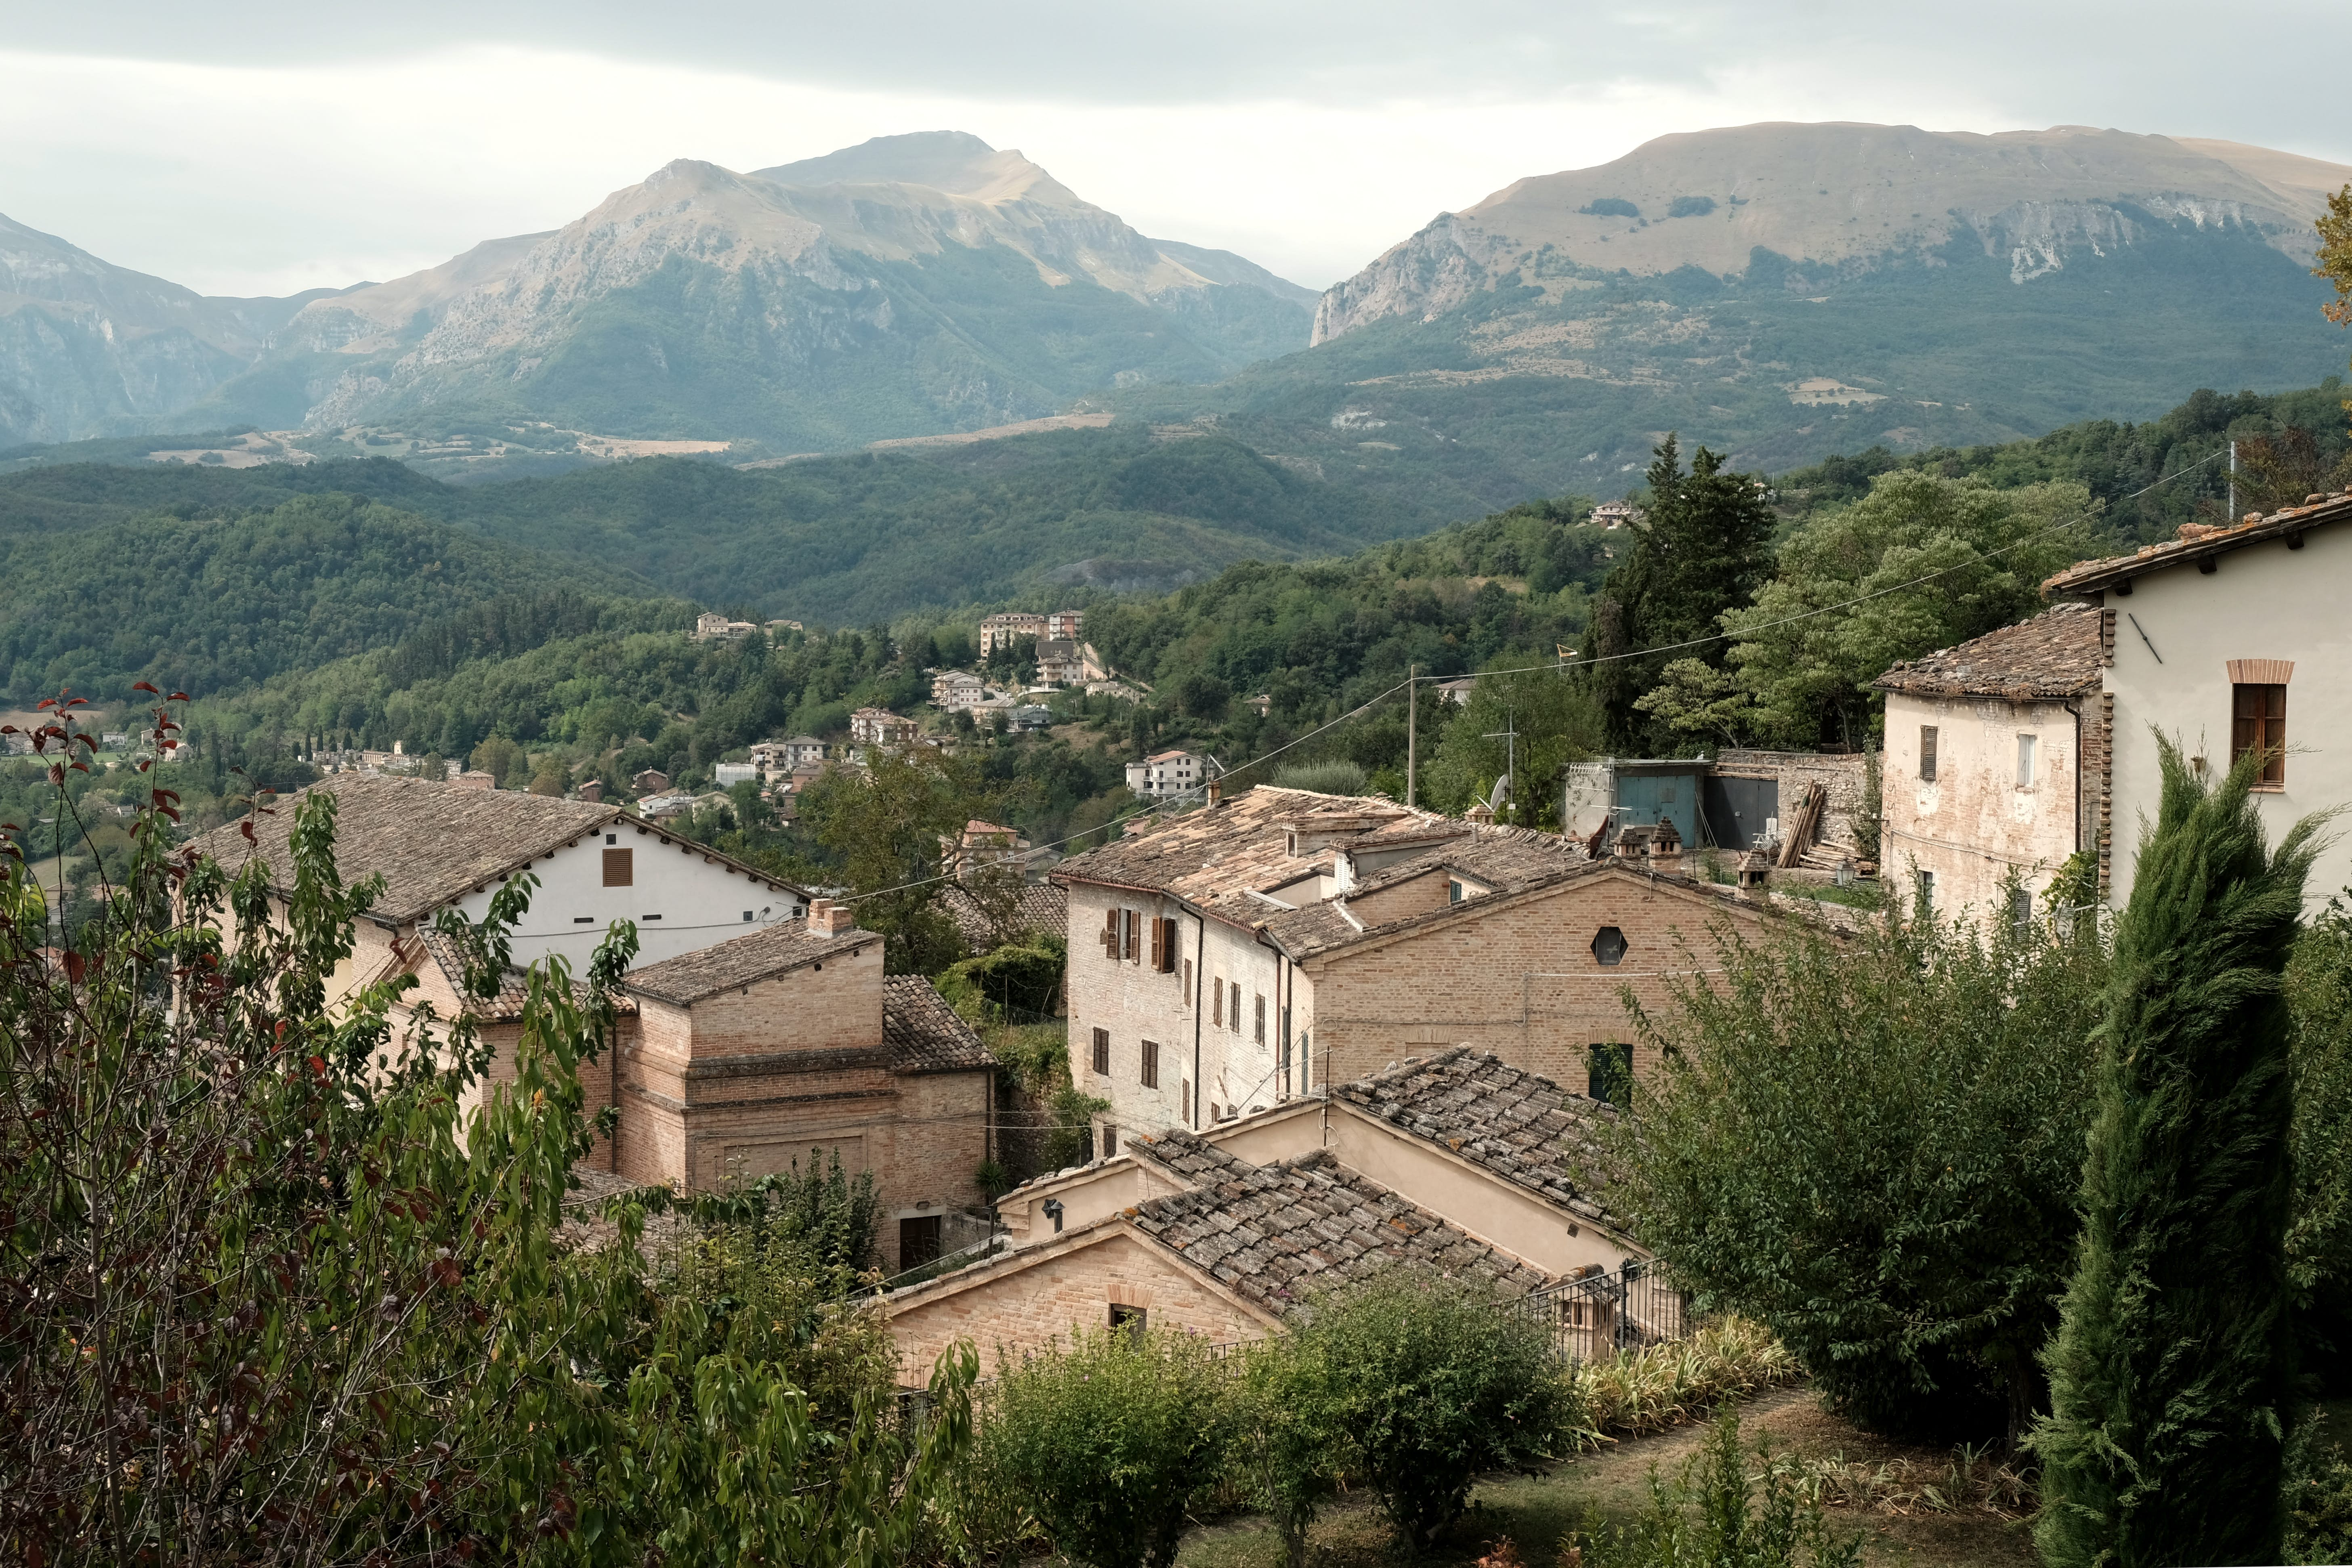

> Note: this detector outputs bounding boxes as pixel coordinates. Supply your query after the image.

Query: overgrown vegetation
[1573,1404,1862,1568]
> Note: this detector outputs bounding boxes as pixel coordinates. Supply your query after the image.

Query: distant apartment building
[849,708,919,748]
[750,737,828,775]
[1046,610,1085,641]
[1037,640,1108,686]
[978,613,1047,657]
[931,670,989,709]
[1125,749,1221,800]
[714,762,761,787]
[692,611,761,641]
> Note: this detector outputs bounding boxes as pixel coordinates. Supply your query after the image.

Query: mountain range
[0,131,1316,451]
[4,120,2348,514]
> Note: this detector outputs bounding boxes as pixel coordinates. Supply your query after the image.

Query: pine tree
[1592,433,1778,749]
[2034,737,2325,1566]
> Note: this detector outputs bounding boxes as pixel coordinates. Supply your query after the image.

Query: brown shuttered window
[1212,978,1224,1026]
[1091,1027,1111,1075]
[1147,917,1165,971]
[1121,910,1140,962]
[1254,992,1266,1045]
[602,847,634,887]
[1231,981,1243,1033]
[1101,908,1120,957]
[1140,1039,1159,1089]
[1919,726,1938,783]
[2232,683,2287,786]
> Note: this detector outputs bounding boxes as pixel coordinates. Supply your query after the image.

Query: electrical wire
[845,448,2220,907]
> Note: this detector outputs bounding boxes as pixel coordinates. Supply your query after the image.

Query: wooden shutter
[1254,992,1266,1044]
[1212,978,1223,1026]
[1148,917,1165,971]
[1141,1039,1159,1089]
[602,847,633,887]
[1122,910,1140,962]
[1919,726,1938,783]
[1101,908,1120,957]
[1091,1027,1110,1075]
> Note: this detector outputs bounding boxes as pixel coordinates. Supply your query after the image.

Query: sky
[6,1,2351,298]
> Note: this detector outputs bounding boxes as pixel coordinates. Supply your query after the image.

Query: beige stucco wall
[883,1226,1277,1383]
[2099,523,2352,911]
[1880,690,2087,924]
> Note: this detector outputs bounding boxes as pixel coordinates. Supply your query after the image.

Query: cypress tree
[2034,737,2325,1566]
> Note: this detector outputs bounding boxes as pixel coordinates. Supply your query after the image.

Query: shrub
[1240,1327,1351,1568]
[2287,897,2352,1386]
[1573,1316,1803,1442]
[1577,1403,1861,1568]
[1270,759,1368,796]
[987,1325,1237,1568]
[1592,906,2108,1445]
[1304,1273,1573,1553]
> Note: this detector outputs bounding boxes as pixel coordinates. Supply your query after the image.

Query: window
[605,832,617,845]
[742,910,753,922]
[2016,733,2038,789]
[1141,1039,1159,1089]
[1121,909,1141,963]
[1591,926,1628,966]
[1101,908,1120,957]
[899,1215,943,1270]
[602,847,634,887]
[1448,879,1464,904]
[1230,981,1242,1033]
[1091,1027,1111,1076]
[1109,1303,1147,1335]
[1212,979,1223,1027]
[1588,1043,1633,1107]
[2232,682,2288,787]
[1919,726,1939,783]
[2009,886,2034,934]
[1182,1081,1192,1122]
[1254,992,1266,1044]
[1102,1125,1118,1157]
[1916,869,1936,919]
[1183,957,1193,1002]
[1151,917,1178,974]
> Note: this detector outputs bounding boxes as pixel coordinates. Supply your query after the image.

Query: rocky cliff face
[1311,123,2348,344]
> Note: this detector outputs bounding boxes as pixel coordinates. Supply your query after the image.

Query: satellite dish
[1487,774,1512,812]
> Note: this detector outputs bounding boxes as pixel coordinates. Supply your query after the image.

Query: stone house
[848,707,918,749]
[1591,500,1643,530]
[2043,490,2352,909]
[881,1120,1550,1382]
[631,768,670,795]
[692,611,760,641]
[616,900,997,1270]
[995,1048,1634,1279]
[1053,786,1791,1151]
[1871,604,2105,922]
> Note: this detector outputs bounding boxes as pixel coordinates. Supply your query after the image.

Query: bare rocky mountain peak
[1311,120,2352,345]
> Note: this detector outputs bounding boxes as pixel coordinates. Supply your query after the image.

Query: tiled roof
[186,773,802,926]
[1125,1132,1550,1311]
[1334,1047,1622,1232]
[2043,491,2352,595]
[1261,827,1592,961]
[883,976,996,1073]
[939,883,1067,954]
[1871,603,2102,701]
[188,774,618,925]
[622,918,872,1006]
[1052,786,1448,930]
[416,930,637,1021]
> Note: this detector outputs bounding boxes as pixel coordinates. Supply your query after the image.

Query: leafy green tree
[1302,1272,1572,1553]
[2035,740,2325,1567]
[0,699,976,1564]
[2320,183,2352,399]
[1240,1327,1350,1568]
[1423,660,1606,823]
[799,744,1025,974]
[2287,896,2352,1385]
[1590,435,1777,750]
[1592,902,2109,1445]
[1640,472,2092,749]
[987,1325,1238,1568]
[470,731,525,785]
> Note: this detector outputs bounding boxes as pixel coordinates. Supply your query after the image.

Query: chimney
[1736,850,1771,899]
[807,898,860,938]
[1206,777,1223,807]
[1649,819,1684,878]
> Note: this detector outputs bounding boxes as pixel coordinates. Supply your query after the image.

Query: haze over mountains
[3,121,2347,513]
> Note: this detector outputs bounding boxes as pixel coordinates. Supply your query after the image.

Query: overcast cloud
[5,2,2349,296]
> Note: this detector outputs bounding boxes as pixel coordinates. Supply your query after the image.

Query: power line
[846,449,2220,907]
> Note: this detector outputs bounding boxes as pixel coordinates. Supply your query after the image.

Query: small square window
[605,832,617,845]
[1588,1043,1632,1106]
[742,911,754,921]
[1109,1303,1147,1335]
[1591,926,1628,966]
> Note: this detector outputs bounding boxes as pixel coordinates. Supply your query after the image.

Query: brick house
[2042,490,2352,910]
[1871,603,2106,923]
[882,1120,1550,1381]
[617,900,996,1270]
[631,768,671,795]
[1054,786,1791,1150]
[996,1048,1635,1279]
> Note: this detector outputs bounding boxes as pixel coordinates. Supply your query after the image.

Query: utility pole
[2228,439,2238,522]
[1405,664,1417,810]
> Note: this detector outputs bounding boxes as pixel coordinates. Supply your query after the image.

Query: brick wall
[1346,867,1451,927]
[883,1226,1276,1382]
[1299,868,1776,1091]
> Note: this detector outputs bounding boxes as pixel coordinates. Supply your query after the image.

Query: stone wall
[1717,748,1871,850]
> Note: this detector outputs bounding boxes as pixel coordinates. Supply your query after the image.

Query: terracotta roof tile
[1871,603,2102,701]
[2043,491,2352,595]
[1333,1047,1623,1232]
[186,773,803,926]
[1125,1131,1549,1310]
[623,918,872,1006]
[938,884,1067,954]
[882,976,996,1074]
[416,930,636,1021]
